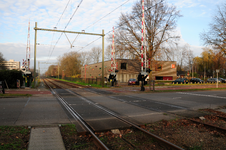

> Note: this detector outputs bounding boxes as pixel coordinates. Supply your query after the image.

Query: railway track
[44,78,184,150]
[43,79,108,150]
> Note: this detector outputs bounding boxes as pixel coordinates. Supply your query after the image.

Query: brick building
[81,59,177,82]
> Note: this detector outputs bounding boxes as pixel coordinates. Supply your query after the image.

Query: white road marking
[173,97,181,99]
[177,92,226,99]
[25,97,31,107]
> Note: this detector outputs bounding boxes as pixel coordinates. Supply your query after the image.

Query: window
[121,63,127,70]
[156,76,163,80]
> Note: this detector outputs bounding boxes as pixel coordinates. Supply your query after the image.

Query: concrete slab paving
[219,109,226,113]
[28,127,65,150]
[15,94,71,126]
[0,98,28,125]
[71,89,175,125]
[137,92,226,110]
[54,89,131,132]
[170,110,210,118]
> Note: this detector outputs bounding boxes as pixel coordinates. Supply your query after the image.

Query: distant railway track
[43,78,184,150]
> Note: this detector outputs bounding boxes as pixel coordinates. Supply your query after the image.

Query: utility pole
[216,69,219,88]
[58,62,59,79]
[34,22,37,86]
[38,61,40,80]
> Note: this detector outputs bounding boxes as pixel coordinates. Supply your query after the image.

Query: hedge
[0,70,23,88]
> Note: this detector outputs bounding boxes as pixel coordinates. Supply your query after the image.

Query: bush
[0,70,23,88]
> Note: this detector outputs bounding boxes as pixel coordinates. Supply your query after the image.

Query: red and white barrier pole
[141,0,145,72]
[111,27,115,73]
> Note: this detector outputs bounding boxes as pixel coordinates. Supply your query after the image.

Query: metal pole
[217,72,218,88]
[192,61,193,79]
[38,61,40,80]
[34,22,37,87]
[102,29,105,87]
[58,62,59,79]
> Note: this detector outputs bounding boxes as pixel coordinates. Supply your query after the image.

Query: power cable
[84,0,131,30]
[48,0,71,57]
[48,0,84,61]
[70,0,131,53]
[76,0,164,52]
[50,0,131,57]
[56,0,71,27]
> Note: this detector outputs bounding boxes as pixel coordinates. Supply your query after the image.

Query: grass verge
[146,87,226,93]
[0,126,30,150]
[145,82,226,87]
[0,93,32,97]
[57,79,108,88]
[60,124,96,150]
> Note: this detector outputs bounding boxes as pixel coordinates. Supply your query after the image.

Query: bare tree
[200,3,226,55]
[0,52,6,70]
[180,44,194,71]
[78,52,91,66]
[89,46,102,63]
[105,44,135,60]
[109,0,181,62]
[105,45,112,61]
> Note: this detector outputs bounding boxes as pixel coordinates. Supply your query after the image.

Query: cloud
[170,0,199,8]
[173,27,204,57]
[199,11,206,16]
[1,0,210,74]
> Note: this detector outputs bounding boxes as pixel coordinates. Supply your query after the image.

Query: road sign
[216,69,219,73]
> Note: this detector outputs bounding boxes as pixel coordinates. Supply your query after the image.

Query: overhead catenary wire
[84,0,131,30]
[69,0,131,53]
[48,0,71,57]
[56,0,71,28]
[76,0,164,53]
[49,0,131,57]
[48,0,84,61]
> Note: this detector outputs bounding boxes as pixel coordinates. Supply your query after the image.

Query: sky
[0,0,225,74]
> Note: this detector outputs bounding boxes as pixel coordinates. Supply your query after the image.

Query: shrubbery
[0,70,23,88]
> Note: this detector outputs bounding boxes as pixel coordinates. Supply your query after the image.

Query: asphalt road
[1,85,226,129]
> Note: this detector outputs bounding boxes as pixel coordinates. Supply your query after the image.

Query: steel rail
[64,89,184,150]
[52,78,226,145]
[47,78,184,149]
[188,118,226,133]
[43,79,109,150]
